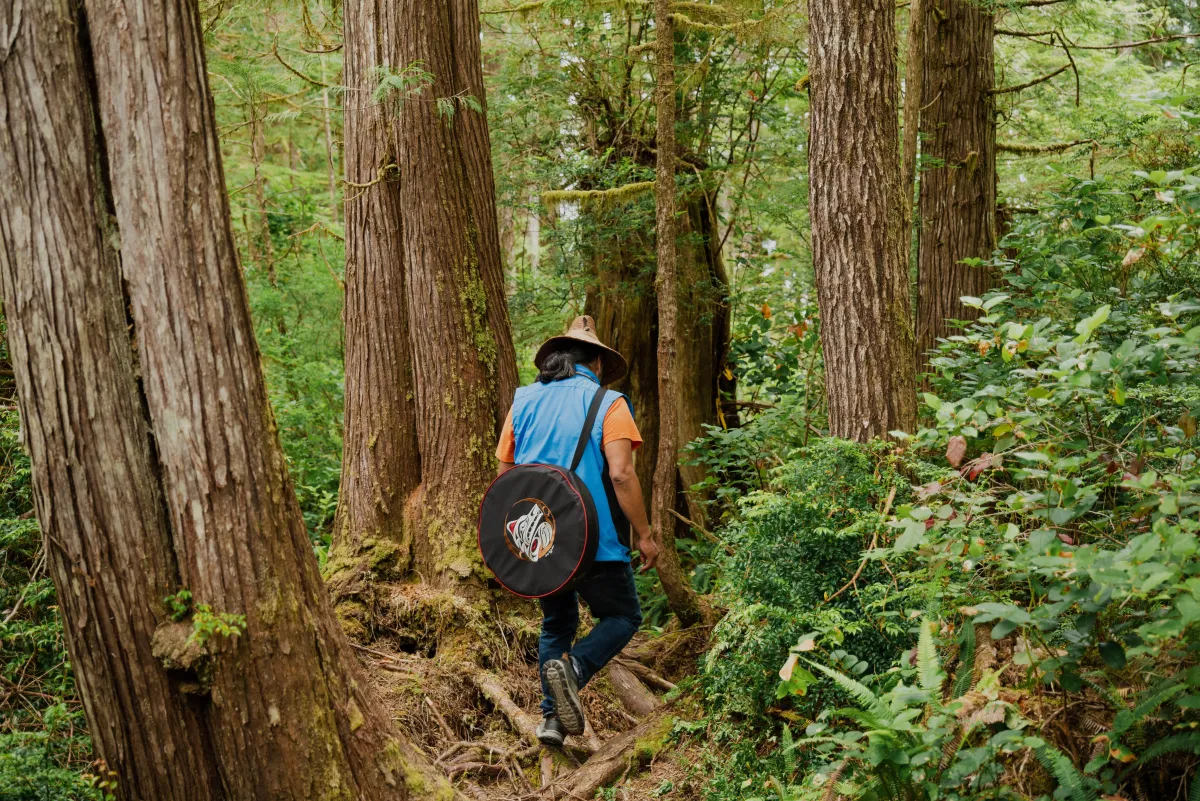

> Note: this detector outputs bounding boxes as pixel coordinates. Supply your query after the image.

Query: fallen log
[613,657,676,693]
[607,660,660,718]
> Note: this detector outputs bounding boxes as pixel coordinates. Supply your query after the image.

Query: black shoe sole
[543,661,585,736]
[536,729,565,747]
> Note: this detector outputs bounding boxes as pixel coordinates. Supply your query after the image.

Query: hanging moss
[542,180,655,210]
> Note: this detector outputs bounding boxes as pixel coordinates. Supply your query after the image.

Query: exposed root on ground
[350,582,713,800]
[542,707,675,800]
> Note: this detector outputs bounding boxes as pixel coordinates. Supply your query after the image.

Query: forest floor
[354,583,711,801]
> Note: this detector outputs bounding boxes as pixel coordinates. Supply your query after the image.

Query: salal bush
[769,170,1200,800]
[702,440,930,721]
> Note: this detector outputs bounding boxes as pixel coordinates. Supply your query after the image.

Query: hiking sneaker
[536,715,567,747]
[542,656,585,736]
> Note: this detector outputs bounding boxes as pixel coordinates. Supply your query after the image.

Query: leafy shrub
[786,168,1200,800]
[1,412,99,800]
[702,439,933,721]
[0,727,105,801]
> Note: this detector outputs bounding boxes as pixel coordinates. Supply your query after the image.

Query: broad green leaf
[1074,304,1111,345]
[1098,641,1127,670]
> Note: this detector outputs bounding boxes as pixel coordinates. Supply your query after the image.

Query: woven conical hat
[534,315,628,386]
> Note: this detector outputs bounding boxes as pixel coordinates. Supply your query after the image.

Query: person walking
[495,316,659,747]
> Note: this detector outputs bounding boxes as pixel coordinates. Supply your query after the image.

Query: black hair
[537,343,602,383]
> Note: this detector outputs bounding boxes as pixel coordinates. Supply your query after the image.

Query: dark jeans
[538,561,643,717]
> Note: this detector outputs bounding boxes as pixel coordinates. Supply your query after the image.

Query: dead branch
[997,139,1094,154]
[1069,32,1195,50]
[481,0,551,13]
[470,672,596,758]
[426,696,457,741]
[668,509,735,555]
[1055,31,1081,106]
[471,672,542,747]
[825,486,896,604]
[995,28,1055,38]
[445,761,509,778]
[990,64,1070,95]
[270,39,333,88]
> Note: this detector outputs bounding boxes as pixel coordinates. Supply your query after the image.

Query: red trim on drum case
[476,465,591,599]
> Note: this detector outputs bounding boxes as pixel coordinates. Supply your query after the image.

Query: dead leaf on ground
[946,436,967,468]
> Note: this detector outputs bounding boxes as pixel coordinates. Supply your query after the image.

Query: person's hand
[634,532,660,572]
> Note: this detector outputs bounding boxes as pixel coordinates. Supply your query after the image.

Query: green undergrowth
[702,439,936,722]
[0,408,104,801]
[686,161,1200,801]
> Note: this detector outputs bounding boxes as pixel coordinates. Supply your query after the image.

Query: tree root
[542,707,672,800]
[445,761,509,778]
[613,657,676,692]
[621,626,713,670]
[469,671,596,760]
[607,660,660,718]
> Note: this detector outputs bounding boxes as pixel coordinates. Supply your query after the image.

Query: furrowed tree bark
[0,5,219,797]
[651,0,705,628]
[0,1,453,797]
[328,0,424,634]
[585,193,732,522]
[901,0,925,235]
[448,0,521,413]
[392,0,516,589]
[916,0,996,374]
[334,0,518,601]
[809,0,918,441]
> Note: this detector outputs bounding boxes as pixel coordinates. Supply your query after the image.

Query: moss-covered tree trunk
[584,193,732,524]
[331,0,424,630]
[916,0,996,372]
[0,1,450,797]
[332,0,518,605]
[809,0,918,441]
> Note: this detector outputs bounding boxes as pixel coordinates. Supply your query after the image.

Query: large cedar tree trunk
[808,0,918,441]
[333,0,519,601]
[584,194,731,520]
[916,0,997,372]
[331,0,424,625]
[0,1,449,798]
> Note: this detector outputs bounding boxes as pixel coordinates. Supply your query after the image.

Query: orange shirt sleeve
[496,408,516,463]
[602,397,643,450]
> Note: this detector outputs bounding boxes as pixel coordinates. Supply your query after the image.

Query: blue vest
[509,366,631,563]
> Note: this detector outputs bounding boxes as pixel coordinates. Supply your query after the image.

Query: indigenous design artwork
[504,499,556,562]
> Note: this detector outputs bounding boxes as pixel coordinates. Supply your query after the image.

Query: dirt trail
[353,613,709,800]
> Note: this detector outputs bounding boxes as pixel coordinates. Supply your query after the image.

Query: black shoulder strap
[570,388,607,472]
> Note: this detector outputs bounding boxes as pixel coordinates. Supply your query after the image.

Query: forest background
[3,0,1200,799]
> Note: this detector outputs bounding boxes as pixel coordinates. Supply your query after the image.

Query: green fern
[917,620,944,695]
[1128,732,1200,769]
[781,724,797,778]
[1083,677,1127,711]
[1129,678,1185,723]
[809,660,890,719]
[832,706,893,732]
[949,623,977,700]
[1033,741,1098,801]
